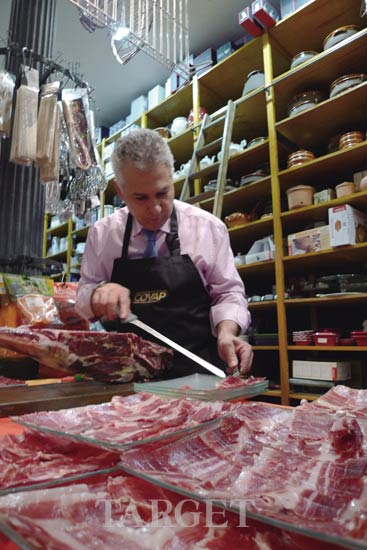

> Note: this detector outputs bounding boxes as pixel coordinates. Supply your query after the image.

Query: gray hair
[111,128,174,187]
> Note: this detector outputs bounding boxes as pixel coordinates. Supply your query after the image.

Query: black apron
[109,207,224,378]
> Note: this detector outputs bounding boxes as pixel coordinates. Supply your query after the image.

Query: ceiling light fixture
[69,0,190,79]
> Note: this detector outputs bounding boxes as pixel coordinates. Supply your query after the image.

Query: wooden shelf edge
[289,392,322,401]
[288,345,367,351]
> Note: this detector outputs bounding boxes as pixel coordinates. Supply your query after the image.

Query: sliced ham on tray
[13,392,231,450]
[0,376,26,386]
[0,470,333,550]
[120,393,367,549]
[300,385,367,418]
[0,428,120,494]
[0,327,173,383]
[216,375,266,390]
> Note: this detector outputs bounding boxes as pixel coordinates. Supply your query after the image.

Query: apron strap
[121,207,181,259]
[166,207,181,256]
[121,213,133,259]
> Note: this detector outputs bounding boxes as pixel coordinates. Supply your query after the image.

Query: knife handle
[119,312,138,324]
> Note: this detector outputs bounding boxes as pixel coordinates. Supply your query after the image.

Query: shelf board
[288,345,367,351]
[289,392,321,402]
[44,251,67,260]
[104,117,142,145]
[283,242,367,272]
[227,140,270,177]
[198,176,271,217]
[252,345,279,350]
[198,39,264,113]
[272,29,367,118]
[229,217,274,251]
[262,389,281,398]
[169,126,196,167]
[280,190,367,232]
[276,82,367,148]
[71,226,91,238]
[248,300,277,310]
[269,0,362,59]
[278,141,367,189]
[46,222,69,237]
[233,92,268,141]
[145,83,193,127]
[285,294,367,307]
[237,259,275,277]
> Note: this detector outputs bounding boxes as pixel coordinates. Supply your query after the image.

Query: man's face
[117,161,175,230]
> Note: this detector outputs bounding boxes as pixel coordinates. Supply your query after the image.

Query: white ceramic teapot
[200,155,216,169]
[171,117,188,136]
[180,161,191,177]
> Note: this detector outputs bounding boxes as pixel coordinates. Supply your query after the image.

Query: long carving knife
[123,313,226,378]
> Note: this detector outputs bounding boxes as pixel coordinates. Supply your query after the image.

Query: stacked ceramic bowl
[292,330,314,346]
[323,25,360,51]
[329,73,366,98]
[287,149,315,168]
[290,51,318,70]
[287,90,325,117]
[338,130,365,150]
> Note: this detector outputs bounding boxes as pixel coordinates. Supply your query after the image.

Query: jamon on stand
[0,327,173,383]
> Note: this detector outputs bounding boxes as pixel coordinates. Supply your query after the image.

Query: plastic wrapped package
[39,101,61,183]
[0,70,15,137]
[36,81,60,165]
[2,274,62,327]
[9,65,39,165]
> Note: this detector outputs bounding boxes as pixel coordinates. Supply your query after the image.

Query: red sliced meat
[215,375,266,389]
[13,393,228,449]
[304,386,367,417]
[0,375,26,386]
[0,428,120,492]
[0,327,173,382]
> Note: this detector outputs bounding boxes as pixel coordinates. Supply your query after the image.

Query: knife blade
[123,314,225,378]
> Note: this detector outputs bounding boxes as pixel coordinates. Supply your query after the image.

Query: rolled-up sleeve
[204,221,251,335]
[75,224,115,320]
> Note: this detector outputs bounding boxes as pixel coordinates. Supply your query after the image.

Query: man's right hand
[91,282,131,320]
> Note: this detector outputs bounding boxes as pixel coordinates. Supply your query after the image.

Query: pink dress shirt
[76,199,251,335]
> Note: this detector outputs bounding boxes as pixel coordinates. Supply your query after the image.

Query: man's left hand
[216,320,253,375]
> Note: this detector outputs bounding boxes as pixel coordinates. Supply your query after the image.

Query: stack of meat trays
[119,386,367,550]
[134,373,269,401]
[11,392,231,451]
[0,469,319,549]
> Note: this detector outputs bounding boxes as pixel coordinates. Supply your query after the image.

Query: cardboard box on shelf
[216,41,236,63]
[313,189,335,204]
[148,85,165,111]
[131,95,147,119]
[287,225,330,256]
[280,0,312,19]
[292,360,351,381]
[328,204,367,247]
[245,236,275,264]
[252,0,280,28]
[238,7,263,37]
[165,72,180,97]
[194,48,217,77]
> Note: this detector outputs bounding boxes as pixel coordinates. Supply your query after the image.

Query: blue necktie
[143,229,158,258]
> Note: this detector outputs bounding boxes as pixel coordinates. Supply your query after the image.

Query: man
[76,129,253,376]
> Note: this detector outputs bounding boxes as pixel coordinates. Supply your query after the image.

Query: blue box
[216,41,236,63]
[194,48,217,77]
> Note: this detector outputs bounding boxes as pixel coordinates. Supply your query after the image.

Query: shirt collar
[130,214,171,237]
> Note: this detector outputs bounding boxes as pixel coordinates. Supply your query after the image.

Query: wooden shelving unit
[42,0,366,405]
